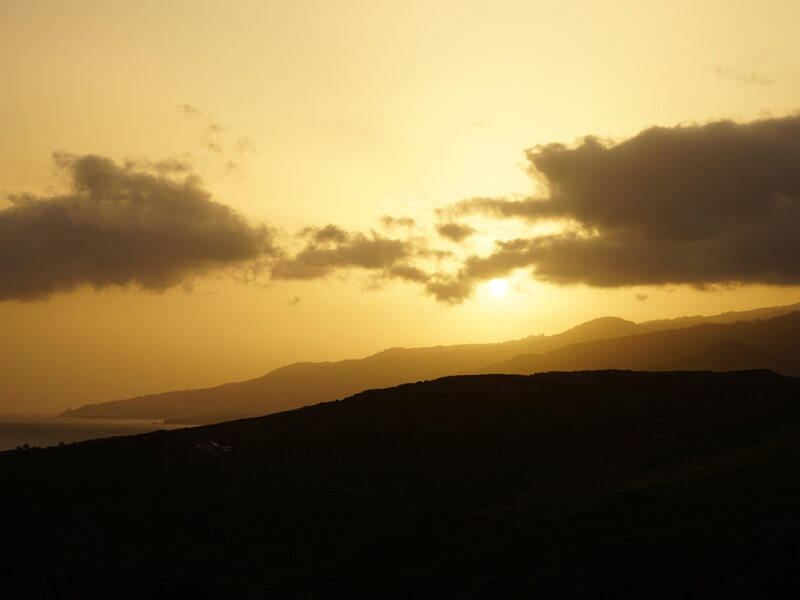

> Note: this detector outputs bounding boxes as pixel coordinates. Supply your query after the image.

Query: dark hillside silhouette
[6,370,800,597]
[61,302,800,422]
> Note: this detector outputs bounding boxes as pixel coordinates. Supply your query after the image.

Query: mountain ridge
[476,311,800,376]
[61,301,800,422]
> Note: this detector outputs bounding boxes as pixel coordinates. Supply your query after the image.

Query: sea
[0,414,195,452]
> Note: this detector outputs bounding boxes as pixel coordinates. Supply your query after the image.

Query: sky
[2,0,800,413]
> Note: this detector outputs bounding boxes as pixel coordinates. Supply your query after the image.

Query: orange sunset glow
[3,2,800,597]
[3,1,800,415]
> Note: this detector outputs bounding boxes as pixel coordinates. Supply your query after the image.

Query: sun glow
[488,278,508,297]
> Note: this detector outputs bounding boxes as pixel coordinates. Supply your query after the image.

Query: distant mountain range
[477,311,800,375]
[61,301,800,422]
[9,370,800,597]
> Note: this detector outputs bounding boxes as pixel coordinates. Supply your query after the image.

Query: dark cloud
[388,264,430,283]
[271,226,415,280]
[413,241,528,304]
[0,154,275,301]
[15,115,800,307]
[424,274,475,304]
[448,115,800,288]
[299,224,350,245]
[274,225,450,297]
[437,222,476,243]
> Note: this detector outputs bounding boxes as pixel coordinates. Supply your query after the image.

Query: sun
[487,278,508,297]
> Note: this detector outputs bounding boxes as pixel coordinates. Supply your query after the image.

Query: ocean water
[0,415,195,452]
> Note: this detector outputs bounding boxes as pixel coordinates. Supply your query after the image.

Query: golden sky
[2,0,800,413]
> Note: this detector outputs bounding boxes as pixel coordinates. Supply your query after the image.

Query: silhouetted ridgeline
[5,370,800,598]
[60,302,800,422]
[477,311,800,375]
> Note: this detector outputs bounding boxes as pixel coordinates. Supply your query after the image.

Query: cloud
[424,274,475,304]
[299,224,349,244]
[447,115,800,288]
[14,115,800,307]
[0,154,275,301]
[708,65,774,86]
[235,137,257,156]
[388,264,429,283]
[436,222,476,243]
[124,157,194,175]
[271,226,417,280]
[176,104,201,117]
[380,215,416,230]
[175,105,250,170]
[205,135,223,154]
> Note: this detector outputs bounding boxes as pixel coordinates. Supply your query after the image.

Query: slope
[6,370,800,598]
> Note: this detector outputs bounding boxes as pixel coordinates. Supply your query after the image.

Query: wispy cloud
[176,103,202,117]
[708,64,774,86]
[380,215,416,230]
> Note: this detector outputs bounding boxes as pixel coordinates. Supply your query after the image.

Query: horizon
[54,303,800,423]
[5,298,800,417]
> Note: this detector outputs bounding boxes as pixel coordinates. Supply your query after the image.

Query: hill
[476,311,800,376]
[61,301,800,422]
[61,316,645,422]
[662,340,799,373]
[6,370,800,597]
